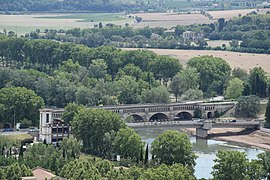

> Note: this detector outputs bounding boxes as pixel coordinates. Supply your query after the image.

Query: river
[136,128,264,179]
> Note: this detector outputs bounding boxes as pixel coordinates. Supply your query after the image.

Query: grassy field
[36,13,127,22]
[131,12,213,28]
[2,134,33,142]
[207,40,233,47]
[123,48,270,73]
[0,13,133,35]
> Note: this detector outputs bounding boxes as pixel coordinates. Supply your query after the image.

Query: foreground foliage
[151,130,196,170]
[235,95,260,118]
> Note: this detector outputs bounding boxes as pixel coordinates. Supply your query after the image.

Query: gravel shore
[183,128,270,150]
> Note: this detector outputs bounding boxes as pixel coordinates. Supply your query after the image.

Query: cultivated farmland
[208,8,270,20]
[131,12,213,28]
[0,13,133,35]
[123,48,270,73]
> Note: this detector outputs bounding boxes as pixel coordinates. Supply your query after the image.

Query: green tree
[170,68,199,102]
[187,56,231,95]
[218,18,225,31]
[62,103,84,124]
[257,151,270,179]
[235,95,260,118]
[151,130,196,169]
[71,108,126,156]
[211,150,248,180]
[21,143,70,174]
[119,63,143,80]
[144,144,148,165]
[170,74,182,102]
[175,25,186,36]
[60,159,103,179]
[265,96,270,128]
[4,163,32,180]
[232,67,248,81]
[114,76,143,104]
[181,88,203,101]
[141,86,170,103]
[224,78,244,99]
[113,128,144,160]
[88,59,108,79]
[150,55,182,84]
[246,159,264,180]
[60,137,81,159]
[249,67,267,98]
[0,87,44,127]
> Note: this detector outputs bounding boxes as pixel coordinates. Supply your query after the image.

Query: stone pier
[196,120,213,138]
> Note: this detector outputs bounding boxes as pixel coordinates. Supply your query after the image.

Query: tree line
[0,0,152,13]
[0,37,270,127]
[208,13,270,53]
[20,13,270,54]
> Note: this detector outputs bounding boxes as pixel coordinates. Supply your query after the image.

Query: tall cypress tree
[144,144,149,165]
[140,147,143,162]
[265,96,270,128]
[19,144,24,158]
[1,146,4,156]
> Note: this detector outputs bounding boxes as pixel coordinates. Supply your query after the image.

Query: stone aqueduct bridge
[41,101,260,138]
[98,101,236,122]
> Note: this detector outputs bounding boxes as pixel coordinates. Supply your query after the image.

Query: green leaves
[0,87,44,127]
[113,128,144,160]
[71,108,126,156]
[235,95,260,118]
[212,150,248,180]
[224,77,244,99]
[212,150,265,180]
[151,130,196,170]
[188,55,231,96]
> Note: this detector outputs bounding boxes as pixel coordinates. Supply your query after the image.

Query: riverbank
[183,128,270,150]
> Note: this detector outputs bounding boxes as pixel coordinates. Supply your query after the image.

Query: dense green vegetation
[1,0,267,13]
[1,128,270,179]
[0,87,44,127]
[208,14,270,53]
[21,14,270,54]
[235,95,261,118]
[0,36,269,127]
[0,127,197,179]
[212,150,270,180]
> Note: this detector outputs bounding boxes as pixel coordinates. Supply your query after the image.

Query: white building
[39,108,69,144]
[183,31,204,43]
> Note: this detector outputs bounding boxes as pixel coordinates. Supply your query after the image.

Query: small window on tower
[46,114,49,123]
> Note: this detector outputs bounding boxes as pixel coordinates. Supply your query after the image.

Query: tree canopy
[212,150,264,180]
[71,108,126,156]
[224,77,244,99]
[0,87,44,127]
[235,95,260,118]
[151,130,196,170]
[187,55,231,96]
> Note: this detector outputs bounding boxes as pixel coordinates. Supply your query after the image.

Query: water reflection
[136,128,264,179]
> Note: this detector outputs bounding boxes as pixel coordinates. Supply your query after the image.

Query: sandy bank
[183,128,270,150]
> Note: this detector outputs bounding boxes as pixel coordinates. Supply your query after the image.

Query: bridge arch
[125,114,144,123]
[175,112,193,120]
[207,112,213,119]
[149,113,169,122]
